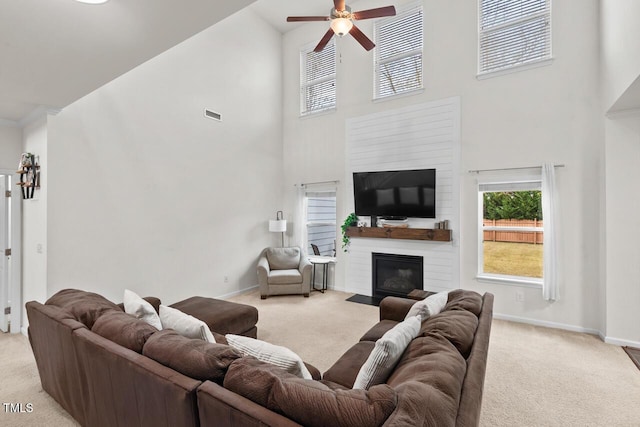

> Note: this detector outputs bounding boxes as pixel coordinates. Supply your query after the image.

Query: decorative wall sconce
[269,211,287,247]
[17,153,40,200]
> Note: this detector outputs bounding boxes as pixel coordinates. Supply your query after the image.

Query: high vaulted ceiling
[0,0,362,126]
[0,0,256,125]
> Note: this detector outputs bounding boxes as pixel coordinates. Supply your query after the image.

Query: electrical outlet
[515,291,525,302]
[224,276,229,283]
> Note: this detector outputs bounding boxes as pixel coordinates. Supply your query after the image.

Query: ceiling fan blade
[334,0,346,12]
[352,6,397,20]
[349,24,375,51]
[314,29,335,52]
[287,16,330,22]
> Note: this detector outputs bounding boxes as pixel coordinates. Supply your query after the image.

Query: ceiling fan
[287,0,396,52]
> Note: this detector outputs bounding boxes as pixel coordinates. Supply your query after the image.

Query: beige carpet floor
[1,289,639,426]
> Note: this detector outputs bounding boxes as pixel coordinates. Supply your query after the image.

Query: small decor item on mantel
[378,218,409,228]
[435,220,449,230]
[16,152,40,200]
[341,212,358,252]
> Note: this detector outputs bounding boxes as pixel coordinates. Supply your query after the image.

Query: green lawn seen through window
[483,241,543,278]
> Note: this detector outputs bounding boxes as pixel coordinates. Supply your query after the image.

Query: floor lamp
[269,210,287,247]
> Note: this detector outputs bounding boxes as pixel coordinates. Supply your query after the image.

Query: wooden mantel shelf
[346,226,452,242]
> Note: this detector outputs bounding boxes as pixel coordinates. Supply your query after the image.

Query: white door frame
[0,175,8,332]
[0,169,22,334]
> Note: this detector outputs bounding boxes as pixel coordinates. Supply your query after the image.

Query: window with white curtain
[478,0,552,76]
[373,3,423,99]
[300,39,336,116]
[304,191,337,256]
[478,177,544,286]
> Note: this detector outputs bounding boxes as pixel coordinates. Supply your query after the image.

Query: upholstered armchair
[257,247,312,299]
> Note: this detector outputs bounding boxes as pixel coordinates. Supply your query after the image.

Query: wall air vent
[204,109,221,122]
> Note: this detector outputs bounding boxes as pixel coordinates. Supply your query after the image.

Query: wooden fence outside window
[483,219,543,244]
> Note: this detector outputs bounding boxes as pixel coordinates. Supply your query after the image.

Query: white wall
[0,125,22,169]
[44,8,284,305]
[21,117,48,329]
[283,0,603,332]
[604,115,640,345]
[600,0,640,111]
[600,0,640,345]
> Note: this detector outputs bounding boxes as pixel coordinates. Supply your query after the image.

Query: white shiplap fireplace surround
[345,97,460,296]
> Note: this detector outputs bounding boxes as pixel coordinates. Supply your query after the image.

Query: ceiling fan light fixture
[330,17,353,37]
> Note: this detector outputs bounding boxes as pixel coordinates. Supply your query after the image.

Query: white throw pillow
[225,334,312,380]
[405,290,450,321]
[159,305,216,343]
[123,289,163,330]
[352,315,421,390]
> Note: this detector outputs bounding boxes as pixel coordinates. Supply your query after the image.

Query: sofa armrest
[198,381,301,427]
[456,292,494,427]
[257,256,270,290]
[379,296,416,322]
[298,256,312,293]
[298,255,312,275]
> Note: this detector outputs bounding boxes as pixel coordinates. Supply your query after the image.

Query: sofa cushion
[45,288,120,329]
[353,315,422,390]
[142,329,242,383]
[123,289,163,330]
[360,320,397,342]
[420,310,479,358]
[91,310,158,353]
[323,341,375,388]
[445,289,483,316]
[226,334,312,379]
[159,304,216,343]
[266,247,300,270]
[384,333,467,426]
[224,357,398,427]
[269,269,303,284]
[117,296,161,314]
[405,290,450,320]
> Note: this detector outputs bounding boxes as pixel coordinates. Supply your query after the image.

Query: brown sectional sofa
[26,288,493,427]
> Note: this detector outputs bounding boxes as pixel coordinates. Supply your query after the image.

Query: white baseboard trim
[217,285,258,300]
[332,284,347,293]
[496,316,640,349]
[494,313,601,336]
[603,336,640,348]
[21,326,28,336]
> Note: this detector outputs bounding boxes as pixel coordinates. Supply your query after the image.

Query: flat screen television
[353,169,436,219]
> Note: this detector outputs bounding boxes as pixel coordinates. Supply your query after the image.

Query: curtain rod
[468,164,565,174]
[297,180,340,187]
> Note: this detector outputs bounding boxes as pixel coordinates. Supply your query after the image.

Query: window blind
[374,4,423,99]
[479,180,541,192]
[300,40,336,115]
[479,0,551,74]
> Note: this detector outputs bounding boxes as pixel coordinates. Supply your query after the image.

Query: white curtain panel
[541,163,559,301]
[292,185,305,250]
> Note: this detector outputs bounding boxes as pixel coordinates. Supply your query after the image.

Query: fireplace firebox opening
[372,253,424,300]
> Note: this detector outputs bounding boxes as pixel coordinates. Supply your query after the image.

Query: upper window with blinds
[478,0,552,76]
[300,39,336,116]
[374,3,423,100]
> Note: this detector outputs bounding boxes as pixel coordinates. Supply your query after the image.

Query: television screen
[353,169,436,218]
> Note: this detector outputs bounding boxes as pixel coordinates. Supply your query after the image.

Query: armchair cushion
[269,269,303,285]
[266,247,300,270]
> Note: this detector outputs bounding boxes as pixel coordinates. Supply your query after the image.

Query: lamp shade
[269,219,287,233]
